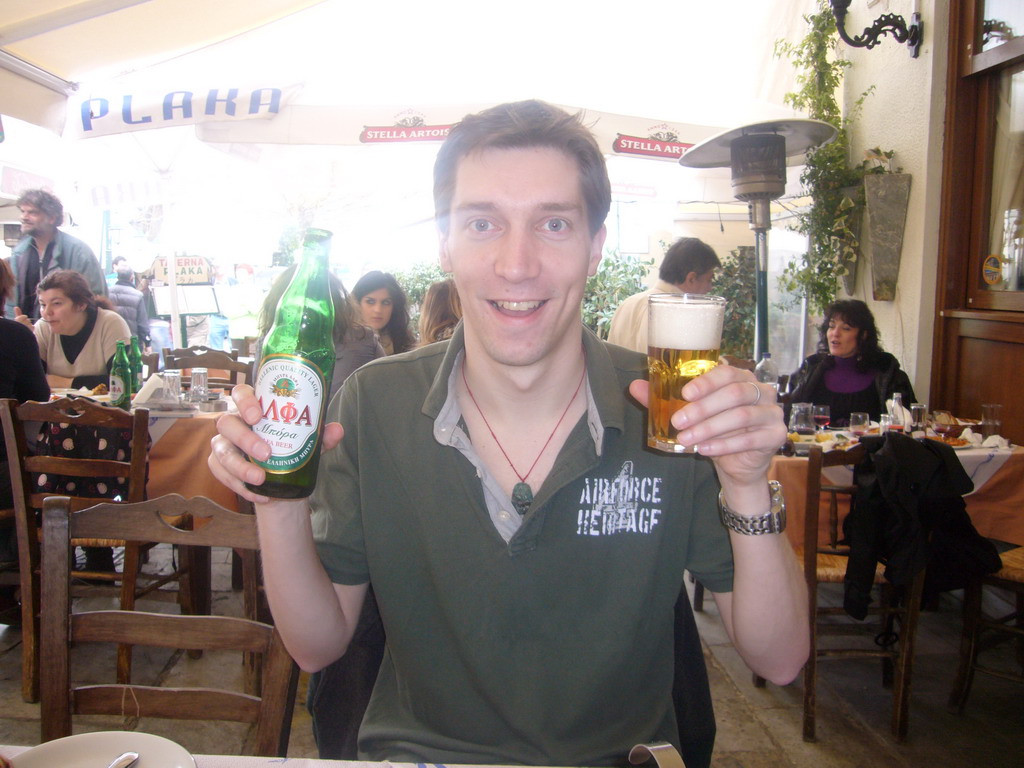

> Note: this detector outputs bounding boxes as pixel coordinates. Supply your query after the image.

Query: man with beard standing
[5,189,106,321]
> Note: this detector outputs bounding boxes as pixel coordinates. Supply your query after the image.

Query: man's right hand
[14,306,32,328]
[209,384,344,504]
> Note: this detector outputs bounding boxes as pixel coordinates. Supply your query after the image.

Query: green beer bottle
[246,228,336,499]
[128,336,144,395]
[109,340,132,410]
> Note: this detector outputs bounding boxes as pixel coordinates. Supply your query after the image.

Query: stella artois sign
[360,109,453,143]
[613,124,694,160]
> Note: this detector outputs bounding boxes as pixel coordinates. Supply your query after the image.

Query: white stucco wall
[841,0,948,404]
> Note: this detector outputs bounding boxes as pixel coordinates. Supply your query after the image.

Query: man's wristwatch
[718,480,786,535]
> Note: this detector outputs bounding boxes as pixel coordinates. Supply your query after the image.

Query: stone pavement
[1,547,1021,766]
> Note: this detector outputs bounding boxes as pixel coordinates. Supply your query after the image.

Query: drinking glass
[189,368,209,403]
[981,403,1003,440]
[161,370,182,405]
[879,414,893,433]
[849,412,870,437]
[646,293,725,453]
[812,404,831,432]
[789,403,815,436]
[910,403,928,433]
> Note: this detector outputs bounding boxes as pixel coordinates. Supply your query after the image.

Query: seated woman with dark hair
[786,299,916,427]
[351,270,414,355]
[22,269,131,390]
[258,265,385,404]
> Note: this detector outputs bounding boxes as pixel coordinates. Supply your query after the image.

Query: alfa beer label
[109,375,127,404]
[252,354,326,475]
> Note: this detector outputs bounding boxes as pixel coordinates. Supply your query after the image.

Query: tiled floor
[1,548,1022,766]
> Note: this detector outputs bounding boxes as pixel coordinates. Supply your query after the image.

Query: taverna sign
[65,85,297,139]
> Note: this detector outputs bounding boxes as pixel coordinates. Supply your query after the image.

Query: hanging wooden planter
[865,173,912,301]
[840,185,864,295]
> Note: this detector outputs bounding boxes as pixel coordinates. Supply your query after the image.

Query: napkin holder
[134,373,194,412]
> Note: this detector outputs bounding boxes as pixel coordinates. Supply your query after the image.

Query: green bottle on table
[128,336,144,395]
[109,340,132,410]
[246,228,336,499]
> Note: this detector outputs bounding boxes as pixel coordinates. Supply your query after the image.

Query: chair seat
[794,546,886,584]
[991,547,1024,583]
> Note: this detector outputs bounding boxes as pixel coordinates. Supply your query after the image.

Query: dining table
[0,745,531,767]
[769,442,1024,548]
[0,746,375,766]
[146,408,239,513]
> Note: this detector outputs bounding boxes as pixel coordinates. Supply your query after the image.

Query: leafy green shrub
[582,250,654,340]
[711,247,756,359]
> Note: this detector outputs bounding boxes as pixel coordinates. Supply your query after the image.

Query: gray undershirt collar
[432,350,603,542]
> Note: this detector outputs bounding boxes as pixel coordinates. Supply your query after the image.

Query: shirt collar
[425,324,628,456]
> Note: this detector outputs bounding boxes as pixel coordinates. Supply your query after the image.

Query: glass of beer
[647,293,725,453]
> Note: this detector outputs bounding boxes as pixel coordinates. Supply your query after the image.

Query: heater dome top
[678,119,837,169]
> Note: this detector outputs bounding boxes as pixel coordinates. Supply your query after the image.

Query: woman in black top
[786,299,916,427]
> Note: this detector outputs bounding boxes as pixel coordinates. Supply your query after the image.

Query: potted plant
[775,0,875,312]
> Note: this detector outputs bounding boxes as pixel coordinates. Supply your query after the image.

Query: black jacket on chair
[842,432,1001,619]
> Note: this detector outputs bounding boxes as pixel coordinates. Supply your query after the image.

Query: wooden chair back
[796,442,924,742]
[141,351,161,379]
[40,494,299,757]
[0,396,154,701]
[163,348,252,388]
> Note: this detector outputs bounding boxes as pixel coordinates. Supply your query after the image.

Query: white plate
[11,731,195,768]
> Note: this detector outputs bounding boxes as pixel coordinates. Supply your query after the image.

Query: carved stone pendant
[511,482,533,516]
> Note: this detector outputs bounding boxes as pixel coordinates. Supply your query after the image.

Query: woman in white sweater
[29,269,131,390]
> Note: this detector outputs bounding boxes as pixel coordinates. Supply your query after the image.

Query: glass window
[984,65,1024,293]
[981,0,1023,52]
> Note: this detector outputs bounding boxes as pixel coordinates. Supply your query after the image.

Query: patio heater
[679,120,837,359]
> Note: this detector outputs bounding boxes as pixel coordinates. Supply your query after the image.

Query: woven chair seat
[793,546,886,583]
[993,546,1024,583]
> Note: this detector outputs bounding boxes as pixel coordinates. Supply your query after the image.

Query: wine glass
[931,409,954,438]
[849,412,870,437]
[812,404,831,432]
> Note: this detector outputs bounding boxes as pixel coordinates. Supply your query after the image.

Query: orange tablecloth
[769,446,1024,547]
[147,411,238,512]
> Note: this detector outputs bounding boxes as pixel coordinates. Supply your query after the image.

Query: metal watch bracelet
[717,480,786,535]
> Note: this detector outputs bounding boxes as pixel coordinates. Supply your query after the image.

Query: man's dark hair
[659,238,721,284]
[17,189,64,226]
[433,100,611,237]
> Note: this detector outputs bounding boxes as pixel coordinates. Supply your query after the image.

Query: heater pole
[754,227,769,359]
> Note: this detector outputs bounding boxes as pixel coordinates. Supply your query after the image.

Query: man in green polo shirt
[210,100,807,767]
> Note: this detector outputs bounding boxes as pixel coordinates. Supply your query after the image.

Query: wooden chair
[141,351,160,379]
[163,348,252,389]
[0,397,187,702]
[948,546,1024,712]
[757,442,925,742]
[40,494,299,757]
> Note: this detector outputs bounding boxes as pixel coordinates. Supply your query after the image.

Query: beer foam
[649,302,724,350]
